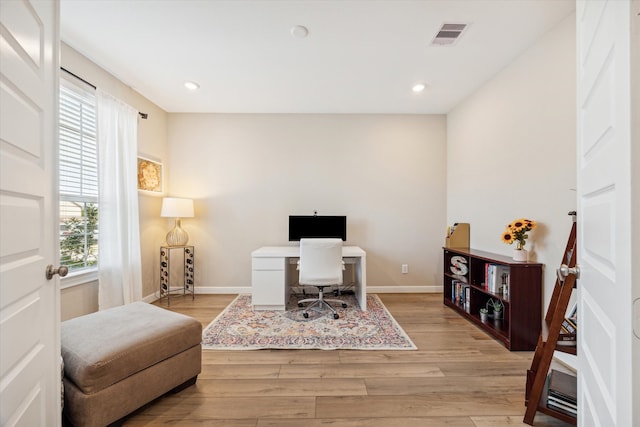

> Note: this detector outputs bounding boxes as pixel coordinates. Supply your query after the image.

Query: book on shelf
[546,369,577,417]
[547,391,578,407]
[547,395,577,410]
[548,389,577,406]
[567,302,577,320]
[484,263,489,290]
[561,317,577,334]
[484,263,510,294]
[560,308,578,345]
[547,401,578,416]
[556,332,577,346]
[464,286,470,311]
[452,281,470,307]
[548,369,577,404]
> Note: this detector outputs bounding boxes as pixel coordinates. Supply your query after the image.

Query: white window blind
[59,81,99,271]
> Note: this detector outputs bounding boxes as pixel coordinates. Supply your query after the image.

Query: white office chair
[297,238,347,319]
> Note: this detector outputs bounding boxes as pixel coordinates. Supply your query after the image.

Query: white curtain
[97,90,142,309]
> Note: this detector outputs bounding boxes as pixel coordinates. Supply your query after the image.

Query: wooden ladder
[523,212,578,425]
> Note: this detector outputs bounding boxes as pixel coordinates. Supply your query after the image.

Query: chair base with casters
[297,285,347,319]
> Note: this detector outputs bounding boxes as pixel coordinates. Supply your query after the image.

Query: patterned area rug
[201,294,417,350]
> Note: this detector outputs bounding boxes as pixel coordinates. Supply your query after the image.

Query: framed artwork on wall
[137,156,163,193]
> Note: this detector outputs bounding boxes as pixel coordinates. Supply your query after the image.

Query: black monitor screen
[288,215,347,241]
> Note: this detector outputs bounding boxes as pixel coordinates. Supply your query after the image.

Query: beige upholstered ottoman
[61,302,202,427]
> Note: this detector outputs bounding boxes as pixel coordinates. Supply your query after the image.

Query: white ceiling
[60,0,575,114]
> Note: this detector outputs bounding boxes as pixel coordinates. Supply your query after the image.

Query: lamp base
[166,219,189,246]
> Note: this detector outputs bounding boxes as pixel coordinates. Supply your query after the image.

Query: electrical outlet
[401,264,409,274]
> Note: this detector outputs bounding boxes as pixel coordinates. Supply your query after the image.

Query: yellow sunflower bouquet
[501,218,536,250]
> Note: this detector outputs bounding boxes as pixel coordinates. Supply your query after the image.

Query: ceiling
[60,0,575,114]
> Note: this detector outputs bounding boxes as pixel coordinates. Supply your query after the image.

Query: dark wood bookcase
[443,247,543,351]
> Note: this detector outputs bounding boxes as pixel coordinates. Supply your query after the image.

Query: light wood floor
[123,293,571,426]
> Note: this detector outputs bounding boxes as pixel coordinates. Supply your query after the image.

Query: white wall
[167,114,446,291]
[447,15,576,313]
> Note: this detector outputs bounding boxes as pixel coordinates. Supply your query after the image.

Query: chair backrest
[298,238,343,287]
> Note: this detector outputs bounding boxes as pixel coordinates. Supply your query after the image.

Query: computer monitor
[288,215,347,241]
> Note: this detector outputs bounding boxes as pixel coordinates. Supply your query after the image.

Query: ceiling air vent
[431,23,468,46]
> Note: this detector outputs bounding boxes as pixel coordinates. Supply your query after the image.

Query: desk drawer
[252,257,284,270]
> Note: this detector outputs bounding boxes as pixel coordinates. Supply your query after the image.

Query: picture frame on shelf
[137,156,163,193]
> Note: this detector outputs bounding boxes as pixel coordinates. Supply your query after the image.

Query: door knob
[557,263,580,282]
[46,265,69,280]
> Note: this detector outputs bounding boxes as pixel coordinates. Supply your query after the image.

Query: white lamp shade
[161,197,194,218]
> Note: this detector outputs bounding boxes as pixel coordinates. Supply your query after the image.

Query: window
[59,81,99,272]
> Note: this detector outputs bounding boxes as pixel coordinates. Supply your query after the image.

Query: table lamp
[161,197,194,246]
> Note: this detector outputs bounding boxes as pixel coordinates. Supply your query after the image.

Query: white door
[576,0,636,425]
[0,1,61,426]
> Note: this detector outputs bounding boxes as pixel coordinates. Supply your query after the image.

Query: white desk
[251,246,367,311]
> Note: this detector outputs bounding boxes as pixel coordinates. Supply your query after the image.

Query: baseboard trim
[144,285,442,303]
[368,285,441,293]
[142,287,197,302]
[196,286,253,294]
[141,293,157,303]
[190,285,442,295]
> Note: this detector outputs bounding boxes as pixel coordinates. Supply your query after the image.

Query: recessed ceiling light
[291,25,309,39]
[184,81,200,91]
[412,83,426,93]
